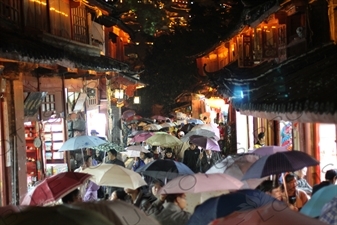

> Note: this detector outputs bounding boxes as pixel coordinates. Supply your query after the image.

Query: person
[182,142,199,173]
[154,193,191,225]
[256,180,282,201]
[254,132,265,149]
[106,149,125,167]
[281,173,309,211]
[146,180,166,217]
[164,148,176,160]
[132,156,146,171]
[312,169,337,196]
[78,155,100,202]
[110,189,127,201]
[90,129,99,136]
[295,167,312,195]
[196,149,220,173]
[124,187,156,212]
[62,189,82,204]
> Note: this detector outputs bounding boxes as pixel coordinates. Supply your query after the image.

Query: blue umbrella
[136,159,194,181]
[300,184,337,218]
[242,151,319,180]
[187,119,204,125]
[187,189,278,225]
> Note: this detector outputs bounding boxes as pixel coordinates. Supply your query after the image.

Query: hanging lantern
[133,96,141,104]
[114,89,124,99]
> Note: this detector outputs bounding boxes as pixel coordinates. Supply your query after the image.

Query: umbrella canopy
[209,203,327,225]
[83,164,147,189]
[0,205,27,217]
[206,154,264,189]
[125,145,150,157]
[159,173,243,194]
[136,159,194,181]
[160,122,176,128]
[186,189,278,225]
[146,132,182,147]
[21,172,91,206]
[189,135,221,151]
[191,124,220,139]
[92,142,124,152]
[187,118,204,125]
[300,184,337,218]
[59,135,107,151]
[151,115,168,121]
[131,132,153,142]
[126,115,142,123]
[251,146,288,156]
[180,123,195,134]
[319,195,337,225]
[143,124,162,131]
[242,151,320,180]
[72,200,160,225]
[181,129,220,142]
[122,110,136,120]
[2,205,113,225]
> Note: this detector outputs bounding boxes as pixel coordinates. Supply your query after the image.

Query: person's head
[107,149,117,160]
[205,149,212,155]
[90,129,99,136]
[152,146,159,154]
[139,152,145,160]
[124,187,140,200]
[166,193,187,210]
[178,131,185,138]
[150,180,164,196]
[189,142,197,150]
[284,173,297,193]
[325,169,337,184]
[258,132,265,141]
[165,148,174,158]
[256,180,282,201]
[83,155,92,168]
[110,190,127,201]
[62,189,82,204]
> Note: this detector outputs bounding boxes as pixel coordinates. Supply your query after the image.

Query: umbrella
[122,109,136,119]
[59,135,107,151]
[21,172,91,206]
[186,189,278,225]
[151,115,168,121]
[72,200,160,225]
[160,122,176,128]
[209,203,327,225]
[159,173,243,194]
[189,135,221,151]
[206,154,264,189]
[131,132,153,142]
[125,145,150,157]
[146,132,182,147]
[319,195,337,225]
[136,159,194,181]
[0,205,27,217]
[125,115,142,123]
[2,205,114,225]
[191,124,220,139]
[181,129,220,142]
[83,164,147,189]
[300,185,337,218]
[187,118,204,125]
[143,124,162,131]
[251,146,288,156]
[180,123,195,133]
[92,142,124,152]
[184,191,229,214]
[242,151,320,180]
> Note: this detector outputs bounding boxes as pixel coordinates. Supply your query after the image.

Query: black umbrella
[136,159,194,181]
[242,151,319,180]
[180,123,195,134]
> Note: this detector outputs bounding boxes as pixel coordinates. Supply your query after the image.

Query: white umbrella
[83,164,147,189]
[181,129,219,142]
[125,145,150,157]
[59,135,107,151]
[143,124,162,131]
[160,122,176,128]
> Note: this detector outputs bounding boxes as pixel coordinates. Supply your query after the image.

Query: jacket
[126,190,157,212]
[196,151,220,173]
[155,202,191,225]
[106,158,125,167]
[182,148,200,173]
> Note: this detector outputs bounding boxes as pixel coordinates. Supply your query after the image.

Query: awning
[208,43,337,123]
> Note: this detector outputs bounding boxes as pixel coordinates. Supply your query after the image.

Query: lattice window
[71,5,88,44]
[87,88,97,107]
[41,94,56,113]
[0,0,21,24]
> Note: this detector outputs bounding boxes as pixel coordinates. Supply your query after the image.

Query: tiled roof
[208,43,337,115]
[0,31,130,73]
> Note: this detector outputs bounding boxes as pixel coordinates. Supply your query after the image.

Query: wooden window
[71,5,88,44]
[24,0,48,31]
[41,92,63,120]
[0,0,21,24]
[49,0,71,39]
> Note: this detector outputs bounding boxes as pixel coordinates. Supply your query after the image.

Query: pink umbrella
[122,110,136,120]
[131,132,153,142]
[159,173,243,194]
[251,146,288,156]
[189,135,221,151]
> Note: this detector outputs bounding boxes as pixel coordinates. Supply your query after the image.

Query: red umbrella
[21,172,91,206]
[131,132,153,142]
[126,115,142,123]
